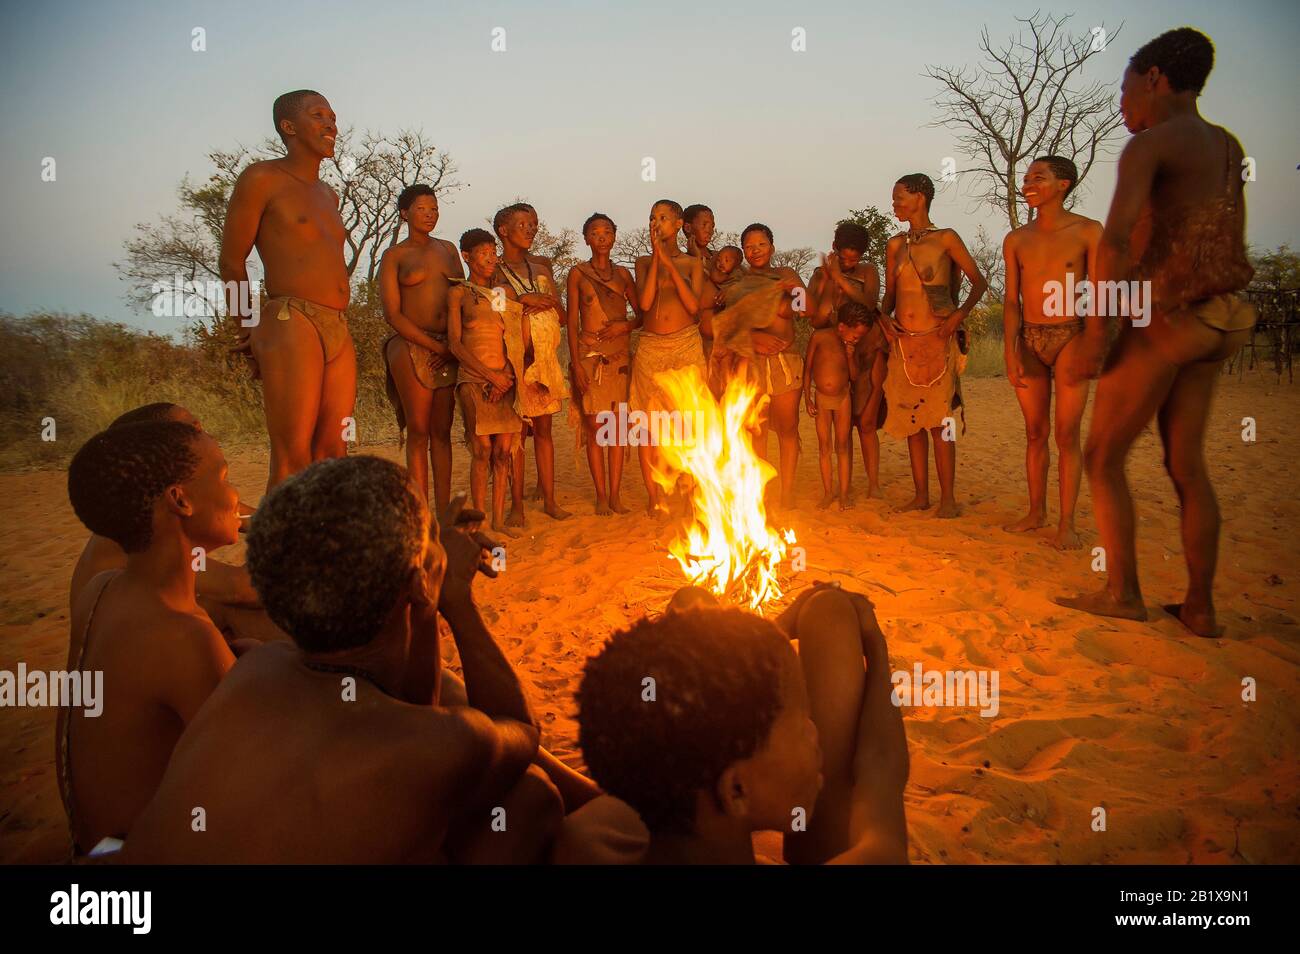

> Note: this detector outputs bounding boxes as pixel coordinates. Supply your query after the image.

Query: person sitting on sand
[379,184,465,513]
[578,583,910,864]
[122,458,566,863]
[1002,157,1103,550]
[60,419,243,855]
[567,212,639,516]
[881,174,988,518]
[1056,28,1257,638]
[632,199,706,516]
[494,203,571,524]
[69,403,258,623]
[222,90,354,492]
[448,228,527,536]
[805,303,870,510]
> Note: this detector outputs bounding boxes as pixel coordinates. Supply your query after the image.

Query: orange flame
[650,365,795,612]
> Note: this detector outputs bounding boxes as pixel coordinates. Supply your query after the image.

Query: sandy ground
[2,374,1298,864]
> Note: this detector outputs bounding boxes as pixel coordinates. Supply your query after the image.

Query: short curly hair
[1032,155,1080,197]
[833,222,870,254]
[246,456,429,653]
[108,402,185,429]
[68,421,202,553]
[578,607,791,835]
[1130,27,1214,95]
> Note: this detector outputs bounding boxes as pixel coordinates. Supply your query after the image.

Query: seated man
[68,402,262,642]
[60,419,244,855]
[122,457,564,863]
[577,584,910,864]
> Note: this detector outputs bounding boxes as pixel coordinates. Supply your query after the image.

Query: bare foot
[506,507,526,529]
[529,484,544,501]
[1054,588,1148,622]
[934,498,961,519]
[896,495,929,513]
[817,492,836,510]
[1050,526,1083,550]
[544,502,572,520]
[865,485,883,500]
[1163,603,1223,638]
[1003,511,1047,533]
[491,521,522,539]
[839,493,855,511]
[610,497,630,514]
[594,498,611,516]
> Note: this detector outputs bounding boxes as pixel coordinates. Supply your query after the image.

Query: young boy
[493,203,571,523]
[805,303,870,510]
[448,228,527,535]
[882,174,988,518]
[61,420,243,855]
[567,212,639,515]
[1002,156,1103,549]
[850,305,890,499]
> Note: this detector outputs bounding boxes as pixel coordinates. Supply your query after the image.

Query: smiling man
[220,90,355,492]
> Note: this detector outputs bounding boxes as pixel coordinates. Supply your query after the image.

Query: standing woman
[736,223,807,510]
[379,184,464,512]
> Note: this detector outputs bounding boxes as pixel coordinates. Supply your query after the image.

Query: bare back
[123,644,489,863]
[1129,116,1253,309]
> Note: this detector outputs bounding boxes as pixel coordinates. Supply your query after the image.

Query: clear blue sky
[2,0,1297,335]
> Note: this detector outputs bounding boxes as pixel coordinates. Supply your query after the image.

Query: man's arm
[802,333,819,417]
[218,164,271,323]
[635,256,656,313]
[1002,232,1027,389]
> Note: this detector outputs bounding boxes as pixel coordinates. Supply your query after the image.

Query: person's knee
[1163,450,1206,489]
[1084,435,1120,475]
[1055,423,1082,453]
[834,433,852,454]
[510,765,564,841]
[1025,419,1051,446]
[471,440,491,463]
[796,588,858,646]
[491,443,513,467]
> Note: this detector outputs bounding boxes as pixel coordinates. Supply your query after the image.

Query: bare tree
[115,128,462,313]
[926,11,1125,229]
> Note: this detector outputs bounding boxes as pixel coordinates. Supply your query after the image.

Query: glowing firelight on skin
[650,365,796,612]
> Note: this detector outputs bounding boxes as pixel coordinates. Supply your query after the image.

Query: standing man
[1002,157,1103,549]
[221,90,355,492]
[1057,29,1256,637]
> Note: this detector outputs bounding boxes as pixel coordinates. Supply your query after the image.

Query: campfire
[650,366,796,613]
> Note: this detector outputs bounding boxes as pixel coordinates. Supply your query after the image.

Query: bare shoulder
[434,237,459,258]
[528,252,554,270]
[399,705,500,781]
[886,233,906,253]
[616,264,636,284]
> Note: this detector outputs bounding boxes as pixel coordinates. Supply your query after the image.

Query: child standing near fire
[567,212,639,515]
[493,203,572,525]
[805,302,870,509]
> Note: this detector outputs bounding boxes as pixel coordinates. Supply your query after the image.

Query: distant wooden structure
[1225,289,1299,381]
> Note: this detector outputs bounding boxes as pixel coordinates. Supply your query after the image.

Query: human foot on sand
[934,498,961,519]
[1054,588,1148,622]
[817,491,836,510]
[491,520,522,539]
[839,493,855,511]
[609,496,629,514]
[506,506,526,528]
[1163,602,1224,638]
[1004,511,1047,533]
[594,497,611,516]
[1050,526,1083,550]
[896,494,929,513]
[544,501,572,520]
